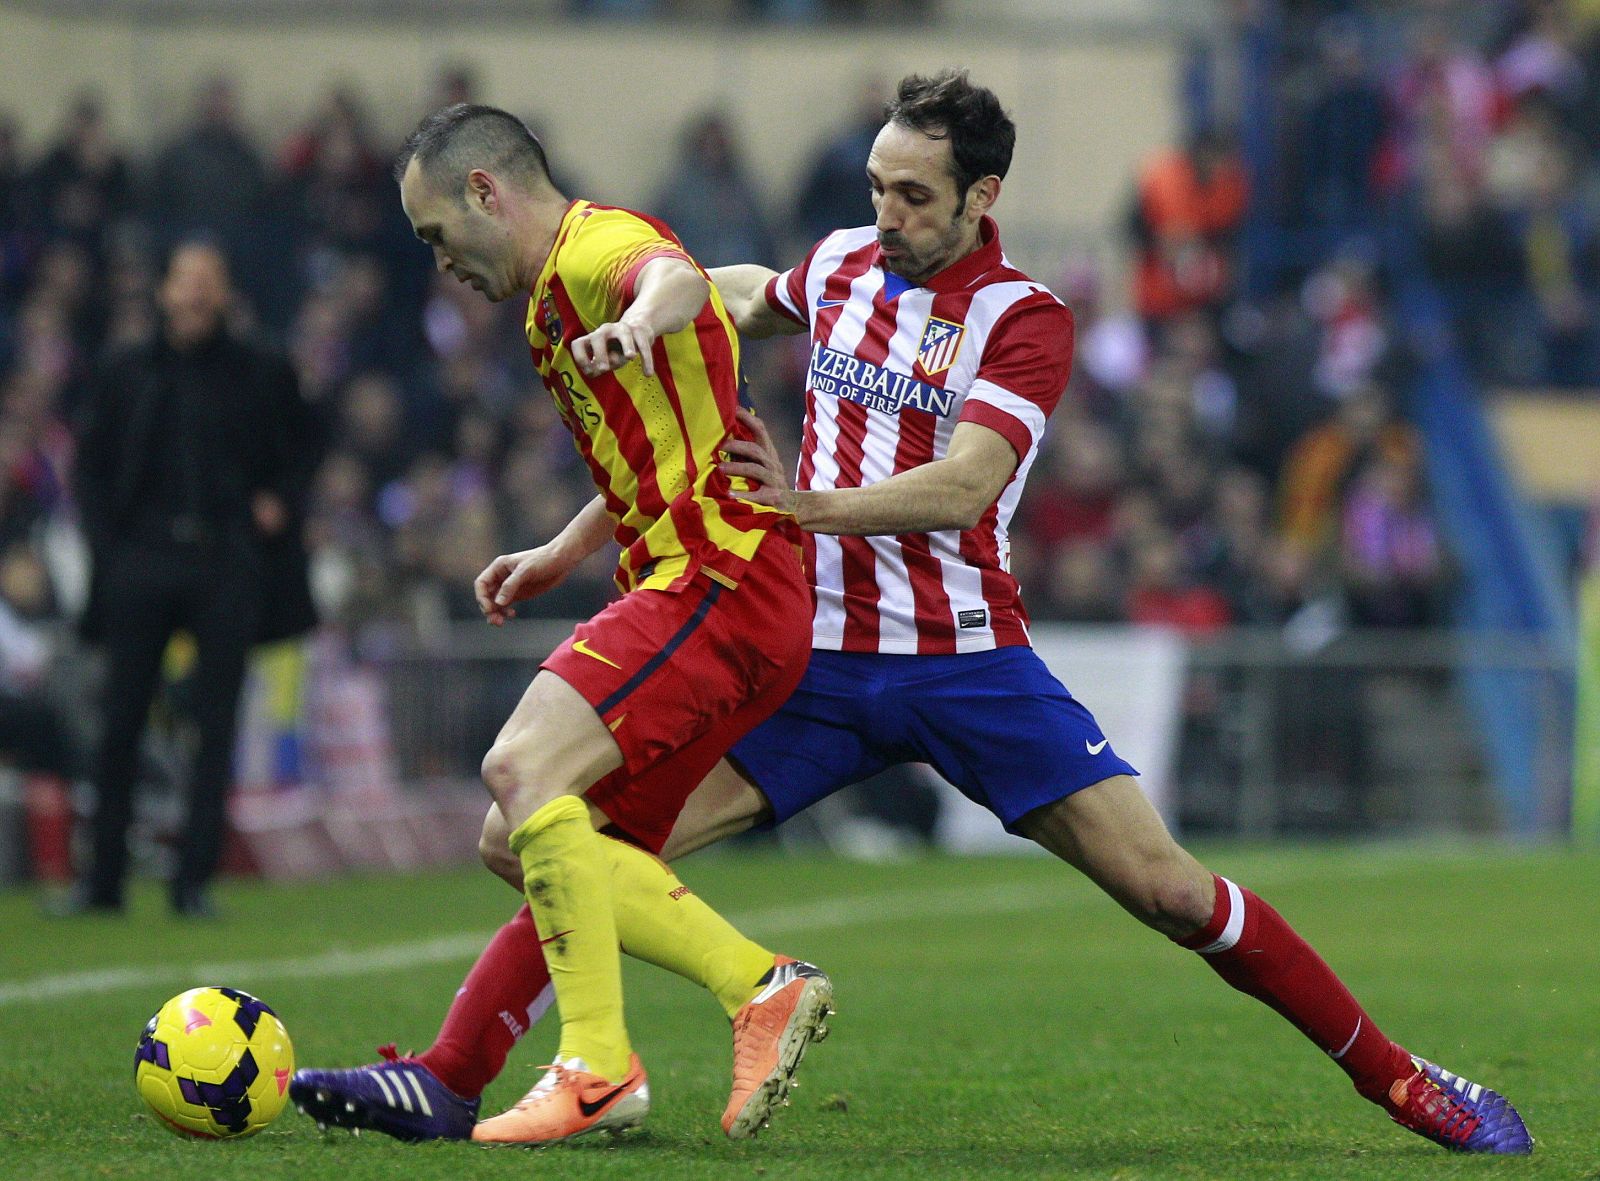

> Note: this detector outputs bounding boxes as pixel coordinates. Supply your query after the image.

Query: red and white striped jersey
[762,218,1074,654]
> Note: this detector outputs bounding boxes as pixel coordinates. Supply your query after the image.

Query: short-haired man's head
[395,104,551,197]
[885,70,1015,204]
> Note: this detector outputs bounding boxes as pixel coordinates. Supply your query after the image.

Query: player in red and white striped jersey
[760,217,1072,653]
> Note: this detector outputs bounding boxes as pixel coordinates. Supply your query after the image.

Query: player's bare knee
[479,741,524,809]
[479,838,522,890]
[1139,861,1215,937]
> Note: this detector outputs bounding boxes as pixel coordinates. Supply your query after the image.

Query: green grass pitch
[1,843,1595,1180]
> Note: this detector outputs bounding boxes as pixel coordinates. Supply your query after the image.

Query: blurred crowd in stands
[12,0,1600,687]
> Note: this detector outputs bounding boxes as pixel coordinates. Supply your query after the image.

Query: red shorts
[542,534,811,853]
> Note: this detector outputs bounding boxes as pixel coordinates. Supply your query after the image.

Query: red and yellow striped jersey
[525,200,793,594]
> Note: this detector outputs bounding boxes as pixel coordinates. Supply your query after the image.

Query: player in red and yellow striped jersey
[367,104,825,1145]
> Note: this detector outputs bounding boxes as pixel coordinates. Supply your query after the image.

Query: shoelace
[512,1063,569,1109]
[1408,1074,1483,1144]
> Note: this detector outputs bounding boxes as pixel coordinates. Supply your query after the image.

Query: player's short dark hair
[395,103,552,195]
[885,70,1015,196]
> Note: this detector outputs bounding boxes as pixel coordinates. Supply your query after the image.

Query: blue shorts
[728,647,1138,833]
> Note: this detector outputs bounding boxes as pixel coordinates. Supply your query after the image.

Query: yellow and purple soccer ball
[133,986,294,1139]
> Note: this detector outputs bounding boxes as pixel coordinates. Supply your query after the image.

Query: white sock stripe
[525,982,555,1033]
[404,1070,432,1117]
[1195,878,1246,955]
[1330,1018,1362,1060]
[369,1069,399,1108]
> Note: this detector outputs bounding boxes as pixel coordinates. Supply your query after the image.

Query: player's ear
[467,168,497,213]
[966,175,1000,222]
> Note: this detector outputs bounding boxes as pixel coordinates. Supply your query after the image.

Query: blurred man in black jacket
[72,239,320,916]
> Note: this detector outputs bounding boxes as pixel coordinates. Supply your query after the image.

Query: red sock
[416,903,553,1099]
[1177,874,1413,1102]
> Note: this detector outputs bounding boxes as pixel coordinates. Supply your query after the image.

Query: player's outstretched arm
[572,257,709,379]
[708,265,806,339]
[474,495,613,626]
[723,414,1018,536]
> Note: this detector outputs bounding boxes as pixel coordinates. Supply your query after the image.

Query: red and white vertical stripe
[766,223,1073,655]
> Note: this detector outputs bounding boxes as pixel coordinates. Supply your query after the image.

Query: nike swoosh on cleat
[577,1084,631,1119]
[1085,738,1109,755]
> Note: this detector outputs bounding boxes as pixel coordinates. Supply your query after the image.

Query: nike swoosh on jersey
[1085,738,1109,755]
[572,638,621,669]
[816,298,848,308]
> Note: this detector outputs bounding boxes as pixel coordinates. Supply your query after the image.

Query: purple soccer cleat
[1384,1056,1533,1154]
[289,1045,478,1142]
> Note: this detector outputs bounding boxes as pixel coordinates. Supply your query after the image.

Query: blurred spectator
[25,93,132,258]
[279,87,390,258]
[1123,526,1232,635]
[1130,128,1249,327]
[1506,133,1599,385]
[149,77,270,230]
[1389,20,1498,190]
[1296,18,1387,231]
[430,63,479,112]
[1496,0,1586,114]
[1300,251,1396,400]
[0,545,81,789]
[794,79,886,245]
[1340,452,1449,627]
[1278,381,1420,557]
[652,112,775,269]
[1044,541,1123,624]
[1417,153,1521,376]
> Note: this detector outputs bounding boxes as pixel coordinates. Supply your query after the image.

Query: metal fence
[369,622,1576,842]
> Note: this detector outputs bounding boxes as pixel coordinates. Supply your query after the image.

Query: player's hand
[721,408,798,513]
[473,546,573,627]
[572,317,658,378]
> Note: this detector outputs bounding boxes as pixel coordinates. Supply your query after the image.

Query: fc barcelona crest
[915,316,965,376]
[538,292,564,343]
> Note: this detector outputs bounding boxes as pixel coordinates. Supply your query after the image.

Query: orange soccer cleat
[470,1054,648,1145]
[722,956,834,1139]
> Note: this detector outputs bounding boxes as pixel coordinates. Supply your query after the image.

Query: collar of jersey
[872,215,1002,298]
[530,198,590,298]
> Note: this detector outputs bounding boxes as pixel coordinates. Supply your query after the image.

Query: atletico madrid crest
[915,316,964,376]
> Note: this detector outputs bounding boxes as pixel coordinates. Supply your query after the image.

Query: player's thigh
[911,648,1137,832]
[481,669,623,808]
[659,758,772,861]
[1016,776,1212,934]
[723,650,892,829]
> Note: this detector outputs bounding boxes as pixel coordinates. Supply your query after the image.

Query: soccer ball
[133,986,294,1139]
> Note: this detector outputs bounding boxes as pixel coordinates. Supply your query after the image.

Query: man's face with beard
[866,121,994,285]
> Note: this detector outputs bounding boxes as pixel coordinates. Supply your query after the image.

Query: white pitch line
[0,881,1067,1009]
[0,843,1514,1010]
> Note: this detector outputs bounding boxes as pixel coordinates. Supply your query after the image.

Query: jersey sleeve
[763,235,828,327]
[959,298,1075,462]
[565,209,696,324]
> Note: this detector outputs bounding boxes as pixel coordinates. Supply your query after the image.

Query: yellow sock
[507,795,631,1081]
[603,835,776,1018]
